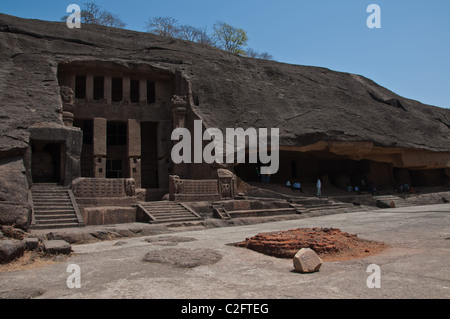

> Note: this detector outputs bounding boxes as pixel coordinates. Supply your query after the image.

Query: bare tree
[195,26,216,46]
[177,25,216,46]
[246,48,274,60]
[143,17,272,58]
[145,17,180,38]
[98,12,126,28]
[62,2,126,28]
[177,25,201,42]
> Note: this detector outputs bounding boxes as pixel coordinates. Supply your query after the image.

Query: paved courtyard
[0,204,449,300]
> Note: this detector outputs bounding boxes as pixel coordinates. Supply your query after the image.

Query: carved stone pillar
[60,86,75,127]
[86,74,93,101]
[171,95,187,129]
[127,119,141,187]
[104,75,112,104]
[93,117,107,178]
[171,95,188,177]
[139,79,147,106]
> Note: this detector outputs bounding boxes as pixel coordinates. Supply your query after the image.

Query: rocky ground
[1,187,448,271]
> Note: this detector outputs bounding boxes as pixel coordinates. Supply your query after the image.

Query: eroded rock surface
[143,248,222,268]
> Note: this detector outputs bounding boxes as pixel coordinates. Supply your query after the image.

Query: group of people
[285,180,303,192]
[286,178,322,197]
[347,181,379,195]
[395,183,414,194]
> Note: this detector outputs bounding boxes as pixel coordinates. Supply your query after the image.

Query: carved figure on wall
[125,178,136,197]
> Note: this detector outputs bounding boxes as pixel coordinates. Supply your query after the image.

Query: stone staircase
[137,201,203,224]
[30,183,84,229]
[291,197,369,214]
[212,202,232,220]
[373,195,413,208]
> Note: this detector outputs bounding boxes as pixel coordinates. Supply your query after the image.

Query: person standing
[316,178,322,197]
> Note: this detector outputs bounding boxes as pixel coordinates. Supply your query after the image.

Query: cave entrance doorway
[31,141,64,184]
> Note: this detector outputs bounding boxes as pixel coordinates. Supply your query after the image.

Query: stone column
[158,121,172,188]
[69,74,76,92]
[171,95,188,178]
[127,119,141,187]
[60,86,75,127]
[93,117,107,178]
[171,95,187,129]
[86,74,93,101]
[104,75,112,104]
[123,75,130,104]
[139,79,147,106]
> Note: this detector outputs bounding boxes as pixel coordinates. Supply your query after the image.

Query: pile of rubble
[236,227,387,272]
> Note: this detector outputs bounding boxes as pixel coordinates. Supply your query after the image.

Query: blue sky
[1,0,450,109]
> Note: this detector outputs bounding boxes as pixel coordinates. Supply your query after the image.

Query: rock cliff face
[1,13,449,152]
[0,14,449,228]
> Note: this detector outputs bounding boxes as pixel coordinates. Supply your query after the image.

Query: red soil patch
[235,227,387,261]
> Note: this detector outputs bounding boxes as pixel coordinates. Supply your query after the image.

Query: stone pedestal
[217,168,237,199]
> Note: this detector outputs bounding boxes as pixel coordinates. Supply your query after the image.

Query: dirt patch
[235,227,387,262]
[0,251,70,273]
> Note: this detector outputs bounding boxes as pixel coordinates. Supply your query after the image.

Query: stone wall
[82,207,136,225]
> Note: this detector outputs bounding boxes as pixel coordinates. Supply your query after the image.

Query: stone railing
[71,177,137,209]
[71,177,136,198]
[169,170,236,202]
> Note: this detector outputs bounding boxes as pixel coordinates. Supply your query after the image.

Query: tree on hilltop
[62,2,126,28]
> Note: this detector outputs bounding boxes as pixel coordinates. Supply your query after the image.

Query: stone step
[32,196,70,200]
[34,208,75,213]
[373,195,412,208]
[152,214,196,220]
[30,222,81,230]
[138,202,202,224]
[34,217,78,224]
[228,208,297,218]
[149,211,197,217]
[149,209,193,214]
[153,216,202,223]
[35,214,76,221]
[31,188,69,192]
[141,204,185,209]
[33,201,72,206]
[144,209,191,214]
[31,184,82,229]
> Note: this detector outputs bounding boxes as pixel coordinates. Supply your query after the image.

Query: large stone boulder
[43,240,72,255]
[0,157,29,203]
[0,203,31,231]
[293,248,322,273]
[0,157,31,230]
[0,239,26,264]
